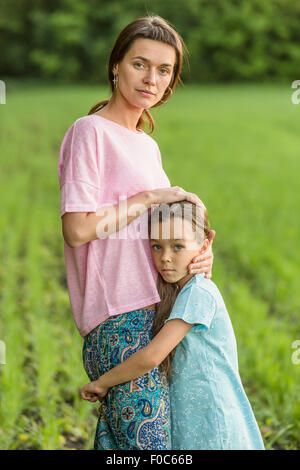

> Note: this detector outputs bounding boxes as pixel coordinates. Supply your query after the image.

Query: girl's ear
[200,238,210,253]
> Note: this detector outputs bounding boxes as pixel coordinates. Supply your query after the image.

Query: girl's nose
[160,250,172,262]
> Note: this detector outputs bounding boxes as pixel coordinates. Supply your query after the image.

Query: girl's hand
[188,230,215,279]
[150,186,206,208]
[80,380,109,402]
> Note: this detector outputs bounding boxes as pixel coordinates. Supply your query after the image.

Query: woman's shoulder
[73,114,102,130]
[62,114,99,137]
[72,114,157,143]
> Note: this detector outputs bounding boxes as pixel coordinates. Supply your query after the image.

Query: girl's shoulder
[194,273,221,298]
[181,273,220,302]
[169,275,218,329]
[179,274,226,314]
[168,274,231,331]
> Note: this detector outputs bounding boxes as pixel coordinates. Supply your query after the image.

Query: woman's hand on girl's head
[80,380,109,402]
[150,186,206,208]
[188,230,215,279]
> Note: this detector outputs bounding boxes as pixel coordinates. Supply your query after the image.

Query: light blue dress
[165,273,265,450]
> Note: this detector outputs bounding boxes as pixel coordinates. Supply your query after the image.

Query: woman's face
[113,38,176,109]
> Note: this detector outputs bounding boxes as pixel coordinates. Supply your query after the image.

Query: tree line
[1,0,299,83]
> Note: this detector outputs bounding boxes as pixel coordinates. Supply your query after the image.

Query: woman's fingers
[186,192,206,208]
[191,260,212,268]
[192,252,212,263]
[189,264,211,273]
[173,187,206,208]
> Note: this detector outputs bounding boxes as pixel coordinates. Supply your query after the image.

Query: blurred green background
[0,0,299,450]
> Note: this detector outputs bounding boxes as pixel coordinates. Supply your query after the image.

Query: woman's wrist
[143,190,156,208]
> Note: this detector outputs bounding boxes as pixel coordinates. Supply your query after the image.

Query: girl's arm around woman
[80,318,192,402]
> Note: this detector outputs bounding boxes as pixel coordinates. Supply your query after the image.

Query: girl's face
[113,38,176,109]
[150,218,209,289]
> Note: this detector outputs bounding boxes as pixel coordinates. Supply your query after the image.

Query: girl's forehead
[150,218,196,241]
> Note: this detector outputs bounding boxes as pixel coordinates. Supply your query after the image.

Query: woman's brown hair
[148,201,211,381]
[88,15,189,134]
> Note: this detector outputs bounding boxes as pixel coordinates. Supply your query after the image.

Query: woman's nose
[144,68,156,86]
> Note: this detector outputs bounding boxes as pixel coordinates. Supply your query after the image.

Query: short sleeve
[155,143,163,167]
[58,118,101,218]
[164,284,217,330]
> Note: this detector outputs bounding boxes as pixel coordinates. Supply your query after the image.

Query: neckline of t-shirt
[92,113,144,136]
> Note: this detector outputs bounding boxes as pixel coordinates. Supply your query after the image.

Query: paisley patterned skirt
[82,307,171,450]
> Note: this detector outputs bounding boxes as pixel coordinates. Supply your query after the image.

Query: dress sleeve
[58,118,101,218]
[164,284,217,331]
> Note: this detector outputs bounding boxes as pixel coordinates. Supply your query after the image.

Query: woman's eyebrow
[131,55,173,67]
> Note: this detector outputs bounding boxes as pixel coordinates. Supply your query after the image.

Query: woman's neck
[97,97,144,132]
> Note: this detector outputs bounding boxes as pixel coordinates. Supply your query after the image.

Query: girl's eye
[151,244,161,251]
[160,68,169,75]
[174,245,184,250]
[134,62,143,68]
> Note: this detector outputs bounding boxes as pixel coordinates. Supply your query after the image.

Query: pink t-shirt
[58,114,171,337]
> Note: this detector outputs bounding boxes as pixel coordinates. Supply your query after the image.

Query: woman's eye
[174,245,184,250]
[134,63,169,74]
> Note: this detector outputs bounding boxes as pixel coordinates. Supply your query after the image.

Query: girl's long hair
[149,201,211,380]
[87,15,189,134]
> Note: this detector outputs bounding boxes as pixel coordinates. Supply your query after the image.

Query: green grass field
[0,82,299,450]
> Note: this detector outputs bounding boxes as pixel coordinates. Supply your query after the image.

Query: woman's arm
[63,187,205,248]
[80,318,192,401]
[62,190,153,248]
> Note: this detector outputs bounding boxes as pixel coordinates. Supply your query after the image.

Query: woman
[58,15,215,450]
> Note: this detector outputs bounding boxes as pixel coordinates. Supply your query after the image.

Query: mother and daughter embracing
[58,15,265,450]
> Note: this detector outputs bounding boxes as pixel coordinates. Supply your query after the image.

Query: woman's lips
[137,90,154,97]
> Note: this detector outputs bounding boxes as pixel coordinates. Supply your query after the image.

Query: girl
[81,201,265,450]
[58,15,215,450]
